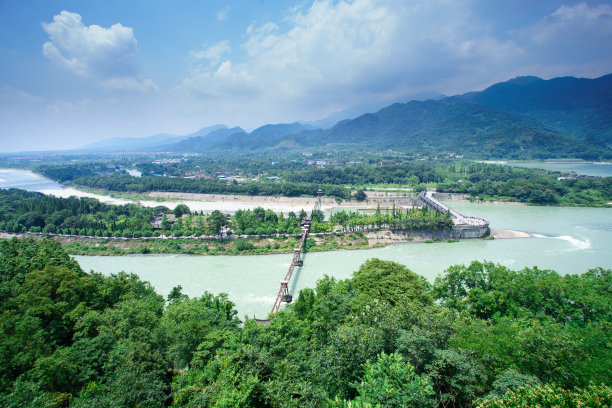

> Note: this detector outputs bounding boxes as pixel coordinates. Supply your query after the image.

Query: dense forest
[0,238,609,407]
[289,99,612,160]
[36,160,612,207]
[0,189,451,239]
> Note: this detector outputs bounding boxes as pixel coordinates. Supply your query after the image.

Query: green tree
[354,190,367,202]
[476,383,611,408]
[352,352,435,408]
[173,204,191,218]
[205,210,228,235]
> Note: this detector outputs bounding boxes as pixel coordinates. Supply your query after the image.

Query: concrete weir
[418,190,490,239]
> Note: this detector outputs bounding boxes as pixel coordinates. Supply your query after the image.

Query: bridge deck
[419,190,489,227]
[266,191,323,317]
[270,222,310,314]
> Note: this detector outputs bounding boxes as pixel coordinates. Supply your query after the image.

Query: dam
[418,190,490,238]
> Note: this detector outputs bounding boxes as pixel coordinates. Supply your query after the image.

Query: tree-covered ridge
[155,99,611,160]
[2,239,609,407]
[459,73,612,144]
[298,99,611,160]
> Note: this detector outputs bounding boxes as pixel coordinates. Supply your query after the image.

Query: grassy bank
[52,231,420,256]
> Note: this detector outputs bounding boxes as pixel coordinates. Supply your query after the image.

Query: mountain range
[458,74,612,144]
[81,74,612,160]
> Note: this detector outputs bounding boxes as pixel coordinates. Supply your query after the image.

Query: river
[506,161,612,177]
[75,202,612,318]
[0,168,134,206]
[2,168,611,319]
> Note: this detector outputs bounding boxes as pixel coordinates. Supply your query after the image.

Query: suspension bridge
[255,189,323,323]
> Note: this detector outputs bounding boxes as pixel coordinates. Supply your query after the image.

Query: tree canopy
[0,238,609,407]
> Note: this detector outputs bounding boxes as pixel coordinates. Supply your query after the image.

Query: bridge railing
[269,222,311,315]
[418,191,489,227]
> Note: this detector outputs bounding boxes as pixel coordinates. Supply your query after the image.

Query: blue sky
[1,0,612,151]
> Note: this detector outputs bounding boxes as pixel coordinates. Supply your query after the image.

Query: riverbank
[435,192,528,206]
[0,231,395,255]
[1,227,533,256]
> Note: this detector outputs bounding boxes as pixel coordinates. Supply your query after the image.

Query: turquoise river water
[75,202,612,318]
[2,167,611,318]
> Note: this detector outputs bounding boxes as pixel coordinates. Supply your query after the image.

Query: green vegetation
[36,158,612,207]
[1,239,609,407]
[475,383,612,408]
[36,160,352,200]
[289,162,612,206]
[0,188,160,237]
[460,74,612,144]
[58,235,370,256]
[0,189,451,241]
[289,99,611,160]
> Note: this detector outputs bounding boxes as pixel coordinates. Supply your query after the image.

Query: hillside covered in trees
[458,74,612,144]
[75,74,612,160]
[0,238,610,407]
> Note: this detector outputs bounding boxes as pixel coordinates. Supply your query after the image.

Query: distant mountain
[79,124,228,152]
[306,91,446,129]
[458,74,612,143]
[77,74,612,160]
[182,124,228,139]
[249,122,315,139]
[291,99,610,160]
[216,123,315,150]
[163,127,247,152]
[81,133,183,152]
[160,123,315,152]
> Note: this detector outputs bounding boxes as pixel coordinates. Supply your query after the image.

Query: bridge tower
[280,280,292,303]
[314,189,323,212]
[294,248,303,267]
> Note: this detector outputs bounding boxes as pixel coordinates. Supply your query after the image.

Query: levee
[418,190,490,238]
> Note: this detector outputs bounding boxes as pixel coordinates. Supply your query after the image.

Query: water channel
[506,161,612,177]
[75,202,612,318]
[2,168,611,318]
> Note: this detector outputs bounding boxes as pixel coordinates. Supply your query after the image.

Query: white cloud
[515,2,612,78]
[530,2,612,44]
[180,0,527,123]
[190,41,231,66]
[42,11,157,93]
[217,6,231,21]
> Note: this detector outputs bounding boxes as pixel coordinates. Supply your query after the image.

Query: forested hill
[292,99,610,160]
[458,74,612,143]
[164,122,315,152]
[160,126,247,152]
[160,78,612,160]
[76,74,612,159]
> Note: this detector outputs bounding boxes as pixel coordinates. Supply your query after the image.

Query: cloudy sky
[1,0,612,152]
